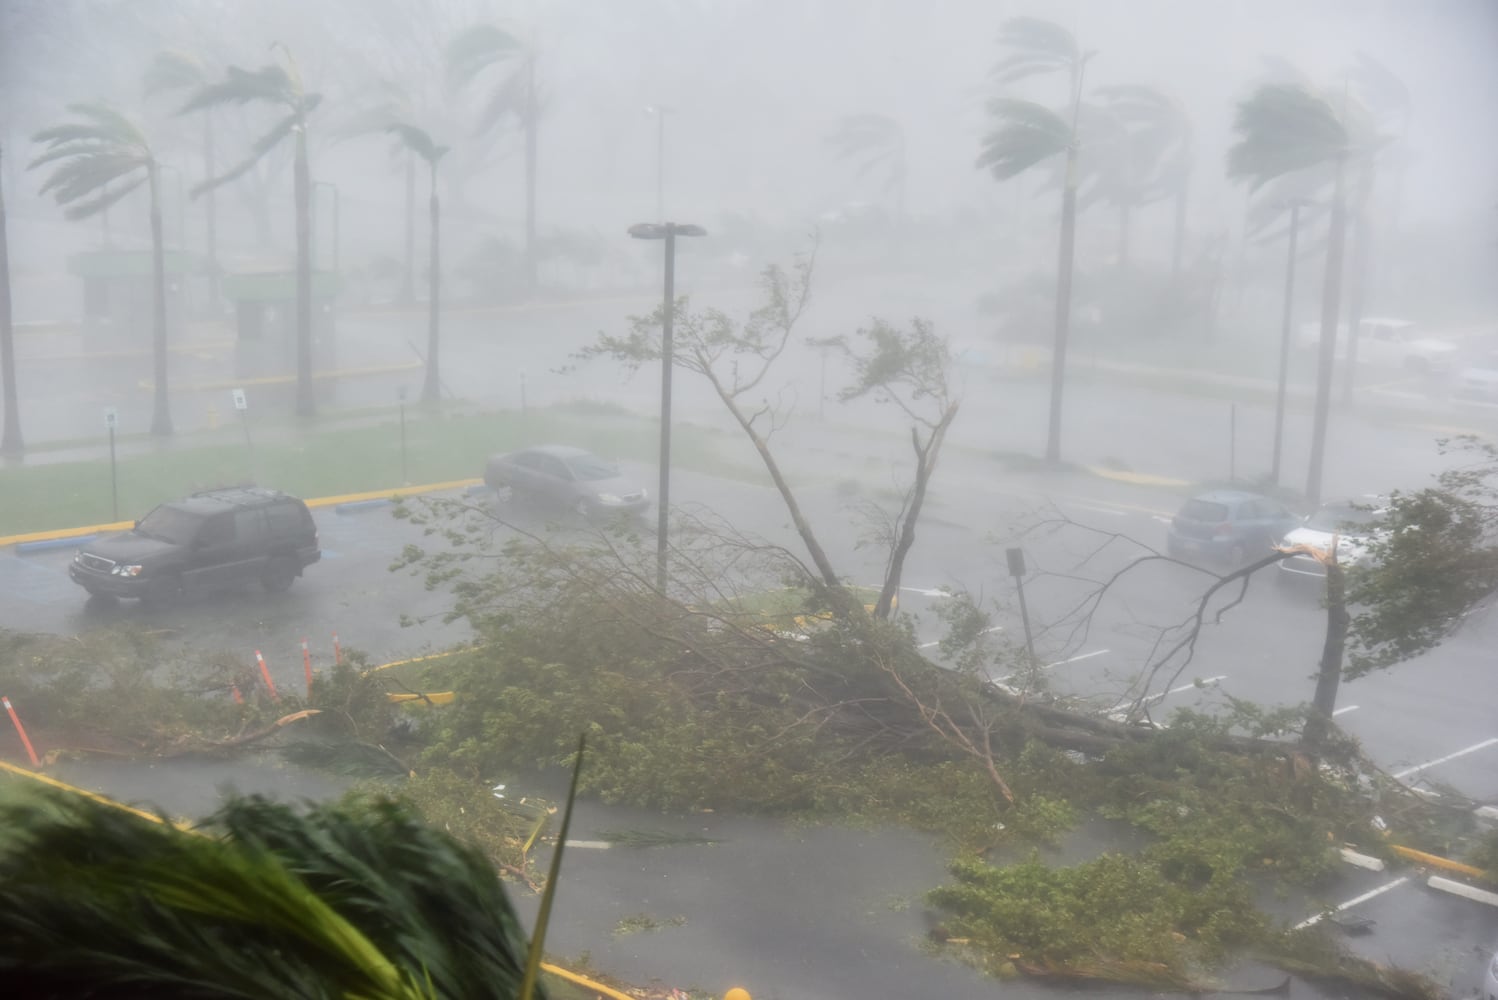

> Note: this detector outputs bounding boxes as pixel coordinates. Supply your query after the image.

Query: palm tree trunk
[422,166,440,405]
[0,145,22,455]
[147,165,173,436]
[1170,169,1189,285]
[402,152,416,304]
[293,127,315,418]
[1302,561,1349,746]
[204,114,219,307]
[1339,164,1375,405]
[1046,147,1079,464]
[1305,157,1347,507]
[523,55,538,294]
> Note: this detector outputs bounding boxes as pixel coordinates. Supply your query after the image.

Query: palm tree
[388,124,448,404]
[0,790,543,997]
[1095,85,1192,277]
[446,23,537,293]
[181,49,323,418]
[0,143,22,455]
[335,80,421,304]
[825,113,907,226]
[143,49,220,305]
[977,17,1094,464]
[1228,83,1358,507]
[31,103,174,436]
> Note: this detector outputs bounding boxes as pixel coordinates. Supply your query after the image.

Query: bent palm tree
[977,16,1093,464]
[825,113,907,226]
[31,103,174,436]
[0,790,544,997]
[144,48,220,304]
[181,49,323,417]
[447,23,538,292]
[1,143,21,454]
[1096,85,1192,277]
[1228,83,1373,508]
[388,124,449,404]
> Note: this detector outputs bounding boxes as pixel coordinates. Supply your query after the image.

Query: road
[4,339,1498,993]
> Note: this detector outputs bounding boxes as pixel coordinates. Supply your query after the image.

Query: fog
[1,0,1496,464]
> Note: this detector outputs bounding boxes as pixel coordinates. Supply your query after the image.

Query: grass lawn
[0,403,759,537]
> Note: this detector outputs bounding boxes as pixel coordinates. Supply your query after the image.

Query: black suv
[68,487,320,603]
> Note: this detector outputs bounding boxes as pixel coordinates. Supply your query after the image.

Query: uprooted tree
[1014,435,1498,750]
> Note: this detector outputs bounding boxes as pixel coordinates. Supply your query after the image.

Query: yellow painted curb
[0,758,193,829]
[366,647,480,675]
[1087,466,1192,488]
[139,360,422,393]
[386,691,456,705]
[1,480,482,548]
[1391,844,1489,879]
[539,962,636,1000]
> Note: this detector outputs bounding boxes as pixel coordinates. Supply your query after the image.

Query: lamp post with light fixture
[627,221,706,591]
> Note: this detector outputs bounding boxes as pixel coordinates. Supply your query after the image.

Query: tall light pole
[628,221,706,592]
[644,105,672,221]
[1271,199,1307,486]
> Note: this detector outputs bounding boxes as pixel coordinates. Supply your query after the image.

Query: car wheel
[261,556,299,593]
[142,573,183,607]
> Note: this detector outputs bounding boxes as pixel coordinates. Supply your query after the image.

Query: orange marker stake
[302,638,314,697]
[254,650,280,702]
[333,632,343,665]
[231,684,244,705]
[2,696,41,767]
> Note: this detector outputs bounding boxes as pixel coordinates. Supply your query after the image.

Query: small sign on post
[104,407,119,522]
[231,388,253,461]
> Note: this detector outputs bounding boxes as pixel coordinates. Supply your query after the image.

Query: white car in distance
[1277,499,1388,583]
[1298,317,1458,374]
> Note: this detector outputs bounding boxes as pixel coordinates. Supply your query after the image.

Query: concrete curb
[1427,875,1498,907]
[334,499,393,514]
[15,534,97,555]
[1,480,483,550]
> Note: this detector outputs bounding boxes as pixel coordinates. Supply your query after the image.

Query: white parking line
[1391,737,1498,780]
[1044,649,1109,669]
[1293,876,1410,929]
[1108,675,1225,716]
[1332,705,1359,716]
[919,625,1002,650]
[900,586,950,598]
[564,840,613,850]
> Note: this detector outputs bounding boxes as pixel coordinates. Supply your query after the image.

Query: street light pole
[1271,199,1305,486]
[628,221,706,592]
[644,105,672,221]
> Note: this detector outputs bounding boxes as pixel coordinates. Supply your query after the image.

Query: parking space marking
[918,625,1002,650]
[1392,737,1498,780]
[1333,705,1359,716]
[1108,675,1225,716]
[1293,876,1410,930]
[1045,649,1109,669]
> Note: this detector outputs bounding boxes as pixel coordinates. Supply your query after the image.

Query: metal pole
[656,227,676,592]
[1015,576,1037,668]
[656,113,665,222]
[332,184,341,275]
[1229,403,1237,482]
[108,426,117,522]
[399,399,407,485]
[1271,201,1301,485]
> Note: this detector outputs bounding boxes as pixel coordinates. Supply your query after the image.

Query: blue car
[1166,490,1299,567]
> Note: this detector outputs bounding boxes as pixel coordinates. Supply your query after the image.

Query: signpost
[231,387,252,458]
[103,407,119,521]
[398,387,408,485]
[1006,547,1037,668]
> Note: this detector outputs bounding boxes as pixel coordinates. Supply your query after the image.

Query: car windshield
[1306,505,1382,533]
[565,453,619,481]
[1180,499,1228,522]
[135,504,206,544]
